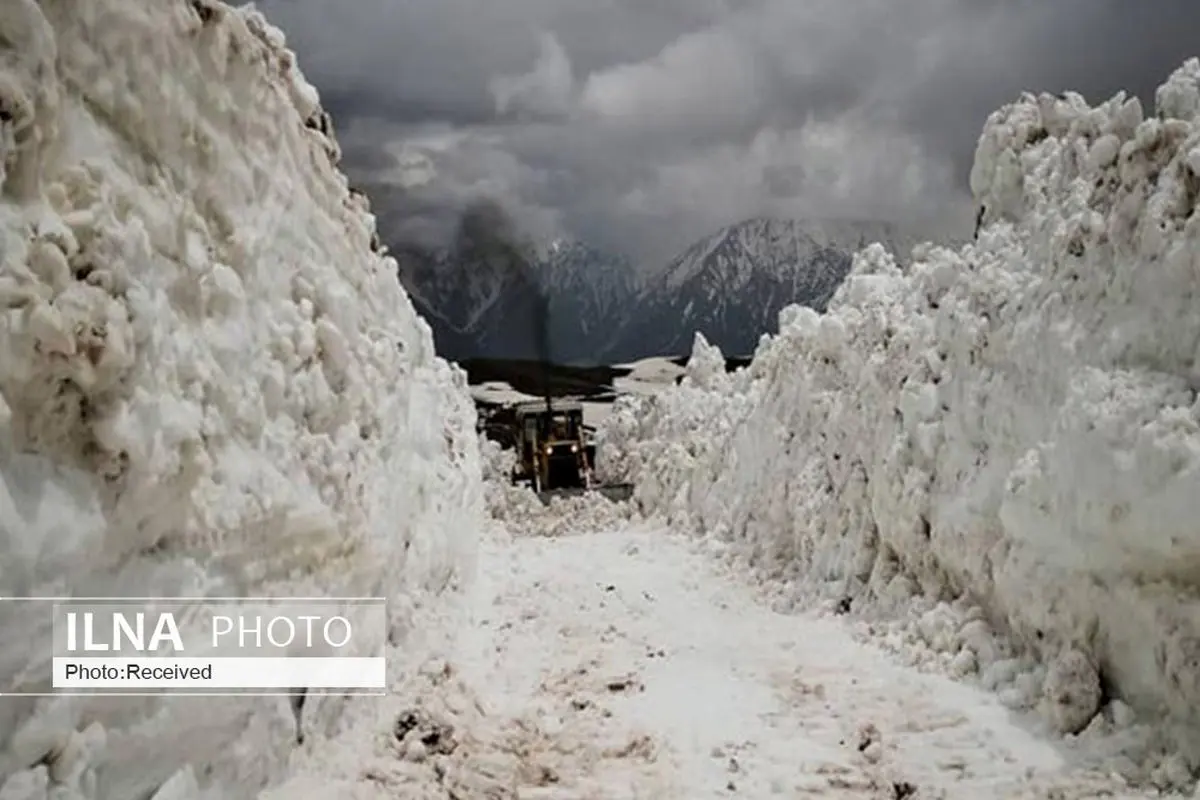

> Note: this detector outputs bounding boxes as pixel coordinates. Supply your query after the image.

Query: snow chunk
[680,332,728,392]
[1042,649,1103,736]
[483,438,637,539]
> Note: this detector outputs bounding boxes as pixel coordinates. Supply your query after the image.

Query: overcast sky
[257,0,1200,265]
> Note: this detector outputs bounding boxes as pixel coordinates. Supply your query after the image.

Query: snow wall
[0,1,482,797]
[599,61,1200,776]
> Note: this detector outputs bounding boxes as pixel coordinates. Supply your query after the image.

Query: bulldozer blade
[535,483,634,505]
[595,483,634,503]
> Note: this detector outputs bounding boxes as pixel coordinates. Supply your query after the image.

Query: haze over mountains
[392,214,917,365]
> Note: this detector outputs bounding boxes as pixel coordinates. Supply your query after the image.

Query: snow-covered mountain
[394,237,639,364]
[602,218,917,361]
[395,217,917,365]
[393,242,537,361]
[540,240,641,357]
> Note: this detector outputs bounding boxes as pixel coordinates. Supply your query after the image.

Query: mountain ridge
[602,217,916,360]
[392,216,918,364]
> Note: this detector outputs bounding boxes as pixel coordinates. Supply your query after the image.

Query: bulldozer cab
[511,400,591,493]
[545,412,577,443]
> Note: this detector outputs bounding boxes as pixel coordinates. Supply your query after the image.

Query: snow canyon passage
[3,0,1200,798]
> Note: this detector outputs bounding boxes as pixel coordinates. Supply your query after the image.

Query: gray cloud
[257,0,1200,266]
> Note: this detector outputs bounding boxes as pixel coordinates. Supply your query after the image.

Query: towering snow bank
[601,62,1200,782]
[0,0,481,797]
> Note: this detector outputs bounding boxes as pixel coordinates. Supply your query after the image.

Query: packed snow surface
[0,1,480,797]
[599,61,1200,788]
[272,504,1156,798]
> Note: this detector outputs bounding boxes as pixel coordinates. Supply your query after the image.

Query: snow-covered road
[431,527,1144,799]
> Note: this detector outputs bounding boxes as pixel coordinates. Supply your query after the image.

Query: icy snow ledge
[601,60,1200,776]
[0,0,480,798]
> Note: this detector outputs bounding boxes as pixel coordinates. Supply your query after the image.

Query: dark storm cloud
[257,0,1200,265]
[897,0,1200,182]
[320,87,498,128]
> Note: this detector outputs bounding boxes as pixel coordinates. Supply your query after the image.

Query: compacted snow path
[447,526,1145,799]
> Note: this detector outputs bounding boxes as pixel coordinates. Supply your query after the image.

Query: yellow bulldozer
[507,398,632,503]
